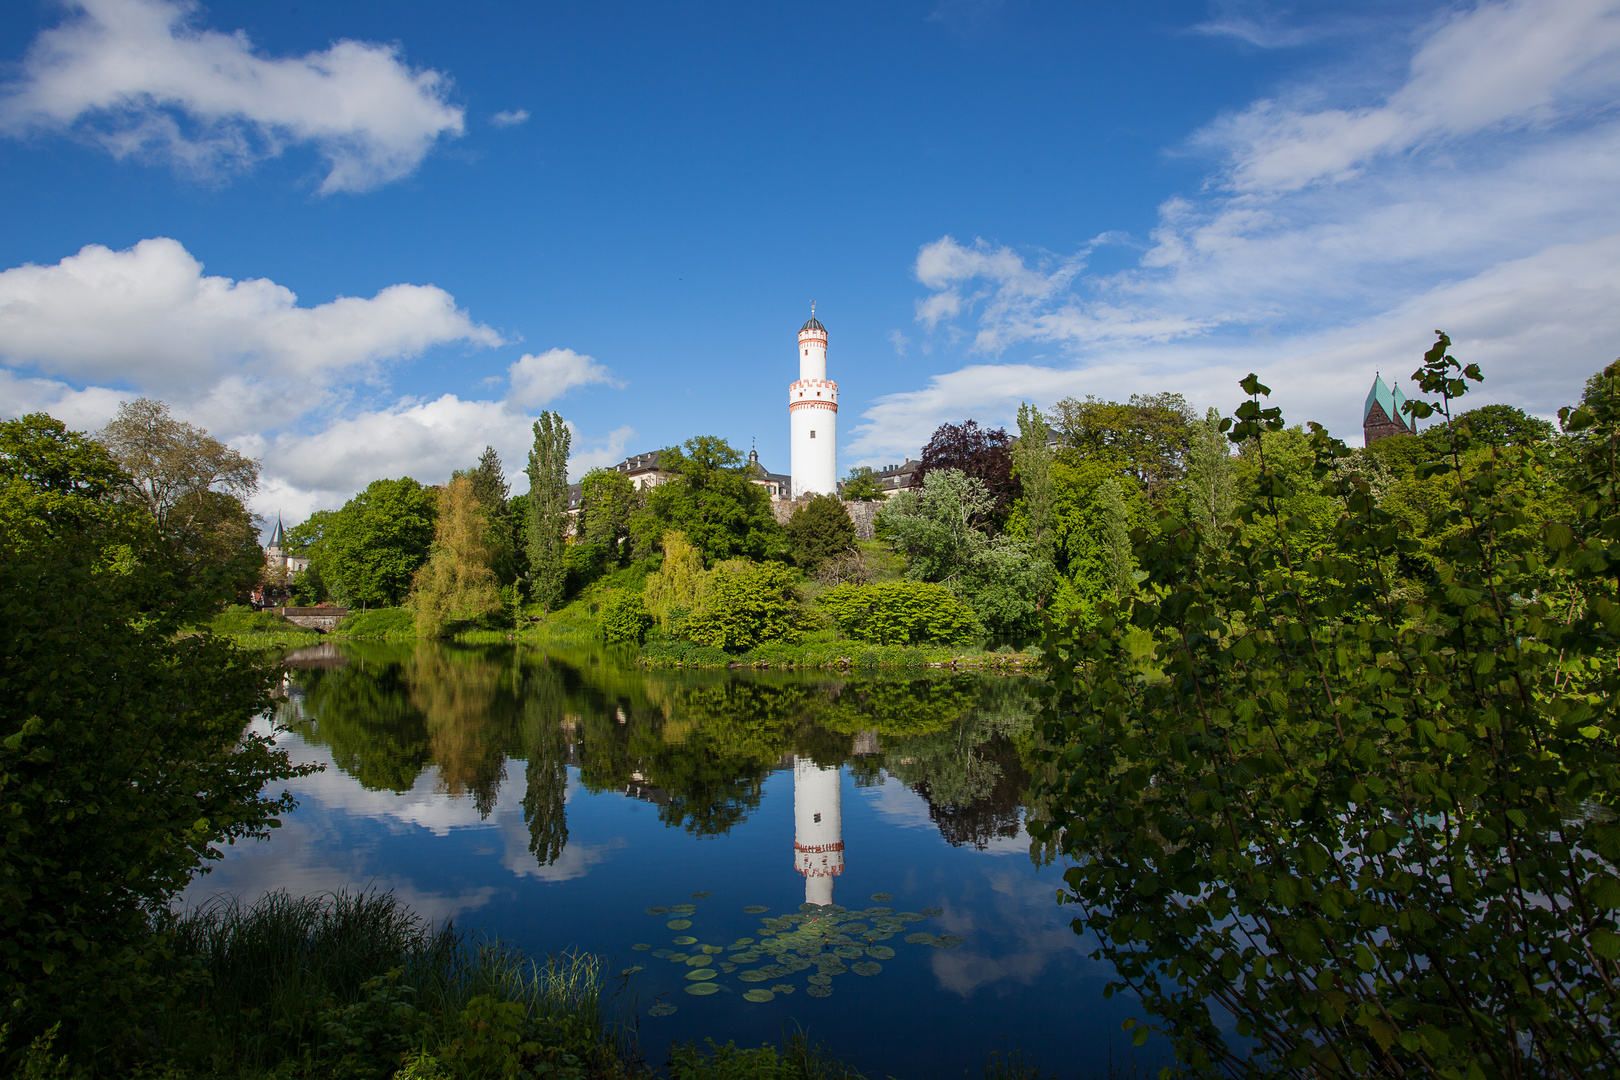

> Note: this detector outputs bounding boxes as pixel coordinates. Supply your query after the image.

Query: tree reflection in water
[279,643,1045,869]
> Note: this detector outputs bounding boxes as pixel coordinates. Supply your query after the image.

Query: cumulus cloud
[507,348,622,408]
[489,109,530,128]
[875,0,1620,463]
[0,0,465,192]
[0,237,627,521]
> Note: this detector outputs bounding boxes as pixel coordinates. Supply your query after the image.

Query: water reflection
[277,643,1045,874]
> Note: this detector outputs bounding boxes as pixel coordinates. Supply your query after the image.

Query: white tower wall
[793,756,843,907]
[789,319,838,498]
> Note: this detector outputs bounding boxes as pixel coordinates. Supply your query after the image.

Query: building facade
[789,312,838,497]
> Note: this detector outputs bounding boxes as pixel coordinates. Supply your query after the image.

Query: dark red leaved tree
[916,420,1020,527]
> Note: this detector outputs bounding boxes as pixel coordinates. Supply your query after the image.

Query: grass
[638,638,1042,672]
[204,607,322,652]
[330,607,419,640]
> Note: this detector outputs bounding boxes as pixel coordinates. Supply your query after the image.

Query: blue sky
[2,0,1617,523]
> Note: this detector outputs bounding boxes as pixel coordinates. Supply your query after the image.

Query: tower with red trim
[793,755,843,906]
[790,305,838,497]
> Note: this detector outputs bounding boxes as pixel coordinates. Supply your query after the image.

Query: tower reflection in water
[793,755,844,906]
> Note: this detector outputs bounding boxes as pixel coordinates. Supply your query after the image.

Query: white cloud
[490,109,530,128]
[0,0,465,192]
[507,348,622,408]
[887,329,911,356]
[883,0,1620,457]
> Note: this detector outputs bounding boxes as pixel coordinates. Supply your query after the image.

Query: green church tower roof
[1364,374,1408,426]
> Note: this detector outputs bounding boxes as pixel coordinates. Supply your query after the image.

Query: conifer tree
[525,412,571,611]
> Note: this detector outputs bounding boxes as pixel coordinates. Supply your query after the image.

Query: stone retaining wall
[272,606,349,631]
[771,499,882,540]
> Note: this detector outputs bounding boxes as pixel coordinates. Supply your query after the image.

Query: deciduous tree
[785,493,856,570]
[410,476,503,637]
[916,419,1018,526]
[525,412,572,611]
[320,478,438,606]
[632,436,780,565]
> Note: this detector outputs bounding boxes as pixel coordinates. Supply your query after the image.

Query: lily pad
[771,984,795,994]
[621,965,644,975]
[701,945,724,955]
[758,964,787,977]
[742,905,769,914]
[686,956,709,967]
[818,961,848,976]
[719,962,737,973]
[731,937,755,946]
[672,936,698,945]
[782,957,813,973]
[851,961,882,977]
[798,903,820,913]
[866,946,896,960]
[667,920,693,930]
[742,989,774,1003]
[896,912,925,922]
[866,906,894,917]
[690,891,711,899]
[732,951,761,964]
[921,907,944,918]
[841,922,870,936]
[806,984,832,998]
[652,949,673,959]
[646,906,670,916]
[738,969,770,982]
[670,904,698,915]
[808,974,833,986]
[648,1002,677,1017]
[871,892,893,902]
[631,943,651,951]
[685,968,717,981]
[667,952,690,962]
[904,933,935,945]
[935,933,965,948]
[834,945,863,959]
[684,982,720,996]
[868,931,895,942]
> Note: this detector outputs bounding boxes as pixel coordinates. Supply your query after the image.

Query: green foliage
[1183,406,1236,570]
[818,580,980,645]
[632,437,782,565]
[577,467,641,575]
[315,478,439,606]
[1423,401,1554,450]
[841,465,885,501]
[452,445,518,586]
[597,589,651,644]
[411,476,503,638]
[643,530,704,636]
[1033,338,1620,1078]
[685,560,804,651]
[0,413,306,1057]
[785,493,856,569]
[667,1034,869,1080]
[526,411,572,611]
[1050,391,1194,503]
[1012,403,1056,568]
[333,607,419,639]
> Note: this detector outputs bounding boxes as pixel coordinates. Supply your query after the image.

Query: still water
[183,641,1146,1078]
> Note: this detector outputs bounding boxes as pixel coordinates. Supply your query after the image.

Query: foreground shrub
[685,559,804,651]
[598,588,652,644]
[818,580,980,645]
[1033,340,1620,1078]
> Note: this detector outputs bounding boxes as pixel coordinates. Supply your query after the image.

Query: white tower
[789,305,838,498]
[793,756,843,907]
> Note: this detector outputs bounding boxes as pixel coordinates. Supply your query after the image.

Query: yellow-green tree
[410,477,502,637]
[642,529,703,634]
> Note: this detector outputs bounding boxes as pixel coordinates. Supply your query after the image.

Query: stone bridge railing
[271,606,349,631]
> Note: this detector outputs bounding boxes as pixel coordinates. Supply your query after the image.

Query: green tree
[785,493,856,570]
[1051,392,1194,503]
[453,445,517,585]
[1032,340,1620,1078]
[1424,401,1554,451]
[685,560,804,651]
[598,589,652,644]
[525,412,572,611]
[817,580,980,645]
[1012,402,1056,568]
[321,478,438,606]
[1183,405,1236,569]
[841,465,885,501]
[410,476,503,637]
[576,466,640,573]
[632,437,781,565]
[643,529,704,635]
[1,413,305,1055]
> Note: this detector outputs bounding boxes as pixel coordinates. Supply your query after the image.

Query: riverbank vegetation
[1031,336,1620,1077]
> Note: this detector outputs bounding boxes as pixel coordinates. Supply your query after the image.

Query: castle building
[1363,374,1416,446]
[790,309,838,498]
[793,756,844,907]
[263,516,311,576]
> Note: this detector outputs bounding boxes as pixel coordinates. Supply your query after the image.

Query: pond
[182,641,1150,1078]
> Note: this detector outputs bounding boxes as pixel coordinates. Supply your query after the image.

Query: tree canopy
[785,493,856,570]
[311,477,437,606]
[632,436,781,565]
[916,419,1019,526]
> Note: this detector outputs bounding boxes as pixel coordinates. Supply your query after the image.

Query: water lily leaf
[870,893,893,903]
[652,949,673,959]
[833,945,863,959]
[621,966,644,975]
[818,961,847,976]
[743,905,769,914]
[864,907,894,917]
[699,945,721,955]
[671,904,698,915]
[868,931,895,942]
[851,961,882,977]
[648,1002,677,1017]
[684,982,720,996]
[667,952,690,962]
[672,936,698,946]
[896,912,924,922]
[841,922,869,936]
[771,984,795,994]
[685,969,717,981]
[782,957,813,972]
[808,974,833,986]
[799,903,820,913]
[731,937,755,946]
[733,951,761,964]
[866,946,895,960]
[686,956,709,967]
[646,906,670,916]
[742,989,774,1003]
[631,943,651,952]
[719,962,737,973]
[758,964,787,977]
[690,891,711,899]
[903,933,935,945]
[921,907,944,918]
[666,920,693,930]
[935,933,964,948]
[806,985,832,998]
[738,970,770,982]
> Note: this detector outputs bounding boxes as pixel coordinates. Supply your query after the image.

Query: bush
[685,560,804,651]
[597,589,651,644]
[785,494,857,569]
[332,607,418,639]
[818,580,980,646]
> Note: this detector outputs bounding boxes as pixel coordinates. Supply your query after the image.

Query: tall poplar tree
[1013,402,1055,566]
[525,411,571,611]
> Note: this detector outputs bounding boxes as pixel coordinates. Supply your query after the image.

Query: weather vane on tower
[811,300,816,317]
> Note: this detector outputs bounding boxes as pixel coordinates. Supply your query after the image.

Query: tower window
[810,430,816,439]
[804,349,808,356]
[814,813,821,823]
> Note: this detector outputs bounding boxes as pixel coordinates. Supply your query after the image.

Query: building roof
[800,316,825,333]
[1364,374,1409,426]
[267,515,286,549]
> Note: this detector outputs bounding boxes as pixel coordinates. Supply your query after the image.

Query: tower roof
[267,515,286,549]
[800,316,825,333]
[1364,373,1408,426]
